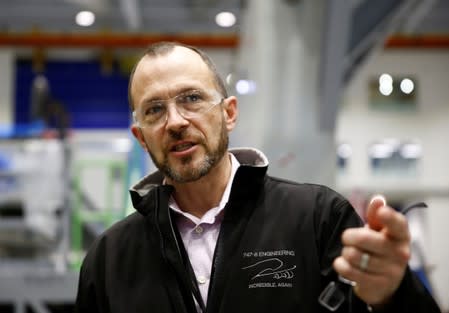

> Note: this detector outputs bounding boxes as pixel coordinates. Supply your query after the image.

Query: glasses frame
[132,89,225,128]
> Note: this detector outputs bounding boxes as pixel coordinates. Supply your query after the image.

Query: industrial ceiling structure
[0,0,448,37]
[1,0,448,132]
[0,0,242,35]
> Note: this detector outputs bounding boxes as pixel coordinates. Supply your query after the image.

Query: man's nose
[165,104,189,130]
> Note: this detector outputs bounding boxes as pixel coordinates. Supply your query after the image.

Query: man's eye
[144,103,164,116]
[186,94,200,102]
[180,91,203,103]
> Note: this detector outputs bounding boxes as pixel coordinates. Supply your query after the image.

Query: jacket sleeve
[313,187,363,280]
[74,237,108,313]
[314,187,441,313]
[364,268,441,313]
[75,262,100,313]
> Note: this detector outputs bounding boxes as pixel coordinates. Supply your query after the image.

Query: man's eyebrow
[174,86,203,95]
[142,87,203,103]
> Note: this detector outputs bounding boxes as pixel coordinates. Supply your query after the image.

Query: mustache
[168,128,186,141]
[164,128,203,150]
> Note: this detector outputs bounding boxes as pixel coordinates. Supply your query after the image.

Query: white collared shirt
[168,153,240,307]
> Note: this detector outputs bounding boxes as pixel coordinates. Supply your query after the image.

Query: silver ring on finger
[359,252,370,272]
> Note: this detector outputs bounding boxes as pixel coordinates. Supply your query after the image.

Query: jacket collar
[129,147,269,216]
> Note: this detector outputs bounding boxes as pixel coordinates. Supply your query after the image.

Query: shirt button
[195,225,204,234]
[197,276,207,284]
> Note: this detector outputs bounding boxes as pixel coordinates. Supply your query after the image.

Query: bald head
[128,42,228,110]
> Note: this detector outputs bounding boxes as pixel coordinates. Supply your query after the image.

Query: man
[75,42,440,313]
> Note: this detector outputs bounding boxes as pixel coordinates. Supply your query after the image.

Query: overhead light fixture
[369,143,394,159]
[235,79,256,95]
[337,143,352,159]
[379,82,393,96]
[400,143,422,159]
[400,78,414,94]
[76,10,95,27]
[215,11,236,28]
[226,73,234,86]
[379,73,393,85]
[378,73,393,96]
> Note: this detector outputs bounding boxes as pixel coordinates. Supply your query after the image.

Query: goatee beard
[147,121,229,183]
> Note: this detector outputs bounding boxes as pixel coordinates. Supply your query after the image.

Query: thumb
[366,195,386,231]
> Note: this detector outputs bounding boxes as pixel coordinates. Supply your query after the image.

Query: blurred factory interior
[0,0,449,312]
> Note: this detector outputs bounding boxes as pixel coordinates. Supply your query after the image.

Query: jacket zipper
[167,208,207,313]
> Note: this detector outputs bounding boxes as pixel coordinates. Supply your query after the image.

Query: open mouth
[171,142,195,152]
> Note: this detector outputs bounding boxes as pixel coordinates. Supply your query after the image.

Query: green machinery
[70,159,128,270]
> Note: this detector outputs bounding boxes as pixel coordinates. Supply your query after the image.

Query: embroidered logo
[241,250,296,289]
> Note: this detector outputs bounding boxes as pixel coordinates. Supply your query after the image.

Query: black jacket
[75,148,440,313]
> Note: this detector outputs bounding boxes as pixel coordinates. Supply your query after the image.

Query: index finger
[377,206,410,241]
[366,195,386,231]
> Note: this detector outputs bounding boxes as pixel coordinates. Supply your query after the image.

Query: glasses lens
[137,101,166,126]
[176,90,219,119]
[136,89,222,127]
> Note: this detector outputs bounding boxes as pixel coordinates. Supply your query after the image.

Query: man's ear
[222,96,238,132]
[131,125,148,151]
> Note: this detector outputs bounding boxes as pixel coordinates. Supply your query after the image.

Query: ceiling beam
[0,32,239,48]
[385,34,449,48]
